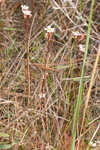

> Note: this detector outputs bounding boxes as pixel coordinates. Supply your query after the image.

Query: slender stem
[27,14,37,105]
[71,0,95,149]
[27,46,30,105]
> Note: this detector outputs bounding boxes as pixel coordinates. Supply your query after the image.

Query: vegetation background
[0,0,100,149]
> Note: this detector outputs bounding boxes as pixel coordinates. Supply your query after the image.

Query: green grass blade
[71,0,95,149]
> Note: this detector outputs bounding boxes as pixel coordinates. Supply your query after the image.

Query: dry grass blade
[80,44,100,134]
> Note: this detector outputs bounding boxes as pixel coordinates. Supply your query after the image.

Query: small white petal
[79,44,85,52]
[73,31,81,36]
[89,141,96,147]
[21,5,29,10]
[22,10,32,16]
[44,25,55,33]
[43,93,46,98]
[39,93,46,99]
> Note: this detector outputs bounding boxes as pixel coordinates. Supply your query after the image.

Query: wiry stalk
[27,14,37,105]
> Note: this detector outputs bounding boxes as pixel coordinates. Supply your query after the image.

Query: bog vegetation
[0,0,100,150]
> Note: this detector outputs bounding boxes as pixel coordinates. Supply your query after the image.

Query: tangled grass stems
[0,0,99,149]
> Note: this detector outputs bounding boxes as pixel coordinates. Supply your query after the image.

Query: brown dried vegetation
[0,0,100,150]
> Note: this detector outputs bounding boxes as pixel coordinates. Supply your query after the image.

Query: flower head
[23,10,32,16]
[79,44,85,52]
[39,93,46,99]
[44,25,55,39]
[21,5,29,10]
[21,5,32,19]
[44,25,55,33]
[72,31,81,36]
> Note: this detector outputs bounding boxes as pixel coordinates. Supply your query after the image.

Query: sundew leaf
[0,132,9,138]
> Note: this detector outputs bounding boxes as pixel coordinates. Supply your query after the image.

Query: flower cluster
[21,5,32,19]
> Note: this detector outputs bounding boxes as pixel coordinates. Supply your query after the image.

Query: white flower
[21,5,29,10]
[73,31,81,36]
[23,10,32,16]
[39,93,46,99]
[21,5,32,18]
[89,141,96,147]
[44,25,55,33]
[79,44,85,52]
